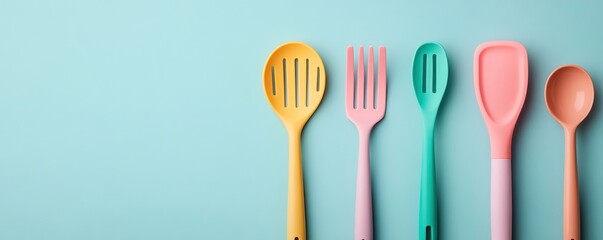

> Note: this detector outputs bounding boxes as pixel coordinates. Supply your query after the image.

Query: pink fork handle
[491,159,512,240]
[355,127,372,240]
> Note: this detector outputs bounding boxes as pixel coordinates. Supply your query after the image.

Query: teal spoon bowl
[412,42,449,240]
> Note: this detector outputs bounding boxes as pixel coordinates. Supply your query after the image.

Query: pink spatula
[474,41,528,240]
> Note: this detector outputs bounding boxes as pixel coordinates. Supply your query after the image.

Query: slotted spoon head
[263,42,326,127]
[412,42,449,112]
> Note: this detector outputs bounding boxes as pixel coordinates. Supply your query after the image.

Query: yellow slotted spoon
[263,42,326,240]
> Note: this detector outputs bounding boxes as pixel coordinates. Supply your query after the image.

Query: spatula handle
[287,130,305,240]
[491,158,512,240]
[355,127,373,240]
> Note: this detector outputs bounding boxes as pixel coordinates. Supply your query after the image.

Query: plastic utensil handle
[564,128,580,240]
[287,129,305,240]
[491,159,512,240]
[355,127,373,240]
[419,122,437,240]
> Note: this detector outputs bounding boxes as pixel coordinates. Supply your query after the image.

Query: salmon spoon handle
[563,127,580,240]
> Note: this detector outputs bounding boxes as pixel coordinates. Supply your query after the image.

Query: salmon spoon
[263,42,326,240]
[545,65,594,240]
[474,41,528,240]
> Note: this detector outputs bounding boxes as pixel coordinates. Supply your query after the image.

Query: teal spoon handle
[419,119,437,240]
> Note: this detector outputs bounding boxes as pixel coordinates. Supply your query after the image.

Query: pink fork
[346,46,387,240]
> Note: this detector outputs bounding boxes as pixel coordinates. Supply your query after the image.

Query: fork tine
[357,46,365,109]
[346,46,355,109]
[377,46,387,107]
[367,46,375,109]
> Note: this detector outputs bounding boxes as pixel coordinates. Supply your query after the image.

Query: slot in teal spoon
[412,42,448,240]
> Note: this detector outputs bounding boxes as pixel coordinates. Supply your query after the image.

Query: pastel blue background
[0,0,601,239]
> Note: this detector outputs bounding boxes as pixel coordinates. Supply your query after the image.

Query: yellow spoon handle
[287,129,305,240]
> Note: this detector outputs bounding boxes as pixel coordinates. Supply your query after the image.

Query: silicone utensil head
[263,42,326,128]
[545,65,594,129]
[474,41,528,159]
[412,42,449,112]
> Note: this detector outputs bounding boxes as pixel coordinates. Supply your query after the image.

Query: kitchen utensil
[545,65,595,240]
[412,42,448,240]
[263,42,326,240]
[474,41,528,240]
[346,45,387,240]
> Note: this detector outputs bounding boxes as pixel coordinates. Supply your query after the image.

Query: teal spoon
[412,42,448,240]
